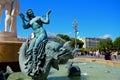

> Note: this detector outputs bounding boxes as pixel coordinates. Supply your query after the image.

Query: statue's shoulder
[30,16,41,23]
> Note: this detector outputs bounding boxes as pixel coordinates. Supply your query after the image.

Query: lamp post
[72,19,78,49]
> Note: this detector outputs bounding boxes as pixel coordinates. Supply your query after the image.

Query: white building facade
[79,37,102,49]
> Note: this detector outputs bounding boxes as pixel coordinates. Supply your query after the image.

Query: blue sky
[0,0,120,40]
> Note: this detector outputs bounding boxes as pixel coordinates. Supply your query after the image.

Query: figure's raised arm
[40,10,51,24]
[19,13,30,29]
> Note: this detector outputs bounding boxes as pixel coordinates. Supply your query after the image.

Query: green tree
[55,34,84,49]
[98,38,113,51]
[113,36,120,51]
[71,38,84,48]
[91,46,99,51]
[56,34,70,41]
[52,34,70,44]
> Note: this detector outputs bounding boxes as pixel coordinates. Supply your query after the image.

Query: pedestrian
[112,50,119,61]
[104,50,111,60]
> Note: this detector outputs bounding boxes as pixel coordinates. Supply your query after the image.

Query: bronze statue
[19,9,74,80]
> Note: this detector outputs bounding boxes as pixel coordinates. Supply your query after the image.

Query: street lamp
[72,19,78,49]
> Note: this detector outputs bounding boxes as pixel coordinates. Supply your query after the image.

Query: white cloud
[99,34,111,39]
[47,31,57,36]
[63,32,72,36]
[47,31,72,37]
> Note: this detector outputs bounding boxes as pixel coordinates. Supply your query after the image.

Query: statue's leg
[11,0,20,16]
[10,0,20,33]
[26,38,36,53]
[33,34,47,59]
[10,16,16,33]
[34,34,47,49]
[4,13,11,32]
[30,35,47,75]
[0,4,4,23]
[4,2,12,32]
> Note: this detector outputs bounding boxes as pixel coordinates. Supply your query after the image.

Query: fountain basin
[7,58,120,80]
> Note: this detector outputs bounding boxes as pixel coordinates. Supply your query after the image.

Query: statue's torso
[30,16,42,29]
[30,16,47,38]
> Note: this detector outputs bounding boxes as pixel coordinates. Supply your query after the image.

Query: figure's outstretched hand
[47,10,51,15]
[19,13,25,19]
